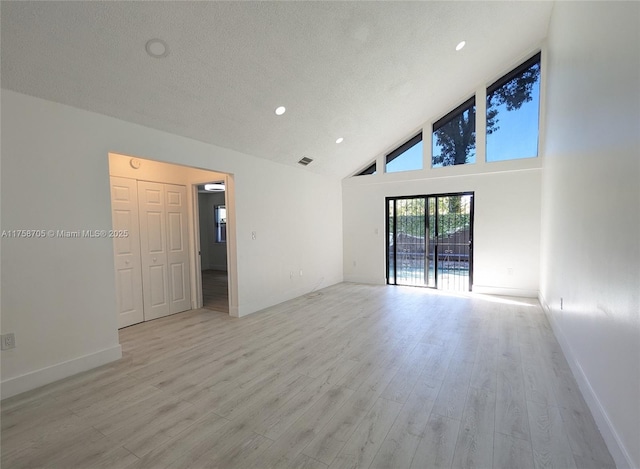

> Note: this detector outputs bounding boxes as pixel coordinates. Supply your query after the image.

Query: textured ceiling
[1,1,553,178]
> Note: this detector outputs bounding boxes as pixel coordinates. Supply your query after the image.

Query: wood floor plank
[252,385,355,469]
[420,342,456,381]
[410,414,460,469]
[521,354,558,408]
[495,356,530,441]
[327,397,402,469]
[313,358,361,386]
[0,283,615,469]
[1,418,104,469]
[497,305,521,362]
[290,453,330,469]
[129,412,231,469]
[102,398,206,458]
[450,387,496,469]
[253,376,340,440]
[369,377,440,469]
[217,370,310,420]
[431,355,475,421]
[189,427,272,469]
[527,400,577,469]
[5,426,135,469]
[469,339,498,392]
[380,342,432,403]
[558,404,617,468]
[301,364,399,465]
[1,405,84,454]
[493,431,535,469]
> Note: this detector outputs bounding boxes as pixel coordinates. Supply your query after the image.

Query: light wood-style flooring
[1,283,615,469]
[201,269,229,314]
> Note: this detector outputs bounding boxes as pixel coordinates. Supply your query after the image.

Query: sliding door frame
[386,191,475,291]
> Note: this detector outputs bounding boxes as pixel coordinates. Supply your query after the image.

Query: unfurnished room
[1,2,638,468]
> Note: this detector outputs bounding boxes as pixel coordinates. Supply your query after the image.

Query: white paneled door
[110,177,144,328]
[138,181,171,321]
[112,178,192,327]
[137,181,191,321]
[165,184,192,314]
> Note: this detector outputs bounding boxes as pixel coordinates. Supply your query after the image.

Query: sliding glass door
[387,193,474,292]
[387,197,430,286]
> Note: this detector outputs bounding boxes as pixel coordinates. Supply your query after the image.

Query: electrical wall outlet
[1,333,16,350]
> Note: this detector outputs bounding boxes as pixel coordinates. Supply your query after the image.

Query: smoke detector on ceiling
[145,39,169,58]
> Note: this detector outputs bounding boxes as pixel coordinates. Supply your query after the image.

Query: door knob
[153,257,157,262]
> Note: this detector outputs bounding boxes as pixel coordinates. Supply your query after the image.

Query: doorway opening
[197,182,229,313]
[386,192,474,292]
[108,153,237,329]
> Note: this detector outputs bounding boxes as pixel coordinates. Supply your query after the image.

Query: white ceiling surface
[1,1,553,178]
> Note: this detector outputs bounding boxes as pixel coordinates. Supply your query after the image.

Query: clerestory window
[385,133,423,173]
[432,97,476,168]
[486,52,541,162]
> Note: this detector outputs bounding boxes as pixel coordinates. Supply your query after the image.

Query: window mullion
[476,86,487,165]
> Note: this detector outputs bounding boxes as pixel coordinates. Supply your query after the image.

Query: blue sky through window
[386,139,423,173]
[486,69,540,162]
[359,56,540,176]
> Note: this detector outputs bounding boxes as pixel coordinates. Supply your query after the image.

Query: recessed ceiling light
[336,137,344,144]
[455,41,466,51]
[145,38,169,58]
[275,106,286,116]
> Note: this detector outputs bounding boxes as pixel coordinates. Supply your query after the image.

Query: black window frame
[356,161,377,176]
[432,96,476,167]
[487,52,541,97]
[384,132,423,173]
[485,52,541,162]
[432,96,476,133]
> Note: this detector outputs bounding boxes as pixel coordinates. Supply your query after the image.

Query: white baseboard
[234,277,343,318]
[472,285,538,298]
[538,293,636,469]
[1,344,122,400]
[342,280,539,297]
[342,275,386,285]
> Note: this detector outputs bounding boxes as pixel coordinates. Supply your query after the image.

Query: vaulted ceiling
[1,1,553,178]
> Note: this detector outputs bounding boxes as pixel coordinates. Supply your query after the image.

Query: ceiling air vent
[298,157,313,166]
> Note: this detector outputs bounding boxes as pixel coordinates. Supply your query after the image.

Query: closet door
[110,177,144,328]
[165,184,191,314]
[138,181,170,320]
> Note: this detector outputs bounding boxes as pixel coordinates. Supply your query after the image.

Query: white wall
[343,44,544,297]
[541,3,640,468]
[343,165,541,296]
[0,90,343,398]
